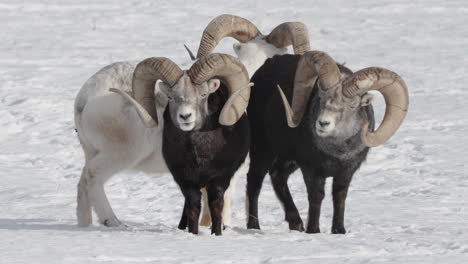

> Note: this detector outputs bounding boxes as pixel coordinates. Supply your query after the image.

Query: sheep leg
[207,184,227,236]
[77,167,92,227]
[331,175,352,234]
[201,179,235,228]
[301,166,326,234]
[86,154,129,227]
[221,175,238,228]
[246,154,274,229]
[199,188,212,227]
[269,159,304,232]
[88,178,121,227]
[178,200,188,230]
[183,187,201,234]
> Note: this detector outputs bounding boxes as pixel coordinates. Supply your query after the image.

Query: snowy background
[1,0,467,263]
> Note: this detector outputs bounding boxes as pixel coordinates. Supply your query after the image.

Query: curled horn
[342,67,409,147]
[277,51,341,127]
[188,53,250,126]
[265,22,310,54]
[196,14,261,58]
[110,57,183,127]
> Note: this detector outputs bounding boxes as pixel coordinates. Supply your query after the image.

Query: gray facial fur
[159,73,220,131]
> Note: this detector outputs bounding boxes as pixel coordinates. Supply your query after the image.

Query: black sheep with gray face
[246,51,409,234]
[114,53,252,235]
[162,83,249,236]
[158,54,252,236]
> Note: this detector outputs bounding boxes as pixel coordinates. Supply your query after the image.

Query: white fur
[233,36,288,78]
[74,61,235,227]
[176,104,196,131]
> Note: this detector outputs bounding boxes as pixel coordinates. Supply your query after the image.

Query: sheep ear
[155,86,169,110]
[157,82,171,97]
[360,93,374,106]
[207,79,221,93]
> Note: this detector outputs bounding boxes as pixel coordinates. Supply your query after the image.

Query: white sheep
[75,61,161,226]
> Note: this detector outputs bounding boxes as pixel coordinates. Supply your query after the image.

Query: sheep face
[315,87,374,139]
[159,74,220,131]
[233,38,287,77]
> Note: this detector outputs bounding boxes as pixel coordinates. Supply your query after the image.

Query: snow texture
[1,0,467,263]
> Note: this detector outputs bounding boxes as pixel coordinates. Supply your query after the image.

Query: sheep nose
[179,113,192,121]
[319,120,330,127]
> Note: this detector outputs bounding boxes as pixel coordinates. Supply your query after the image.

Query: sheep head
[277,51,409,147]
[196,14,310,76]
[158,73,219,131]
[111,53,251,132]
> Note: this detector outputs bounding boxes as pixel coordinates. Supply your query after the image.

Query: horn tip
[287,121,300,128]
[360,121,379,147]
[183,44,196,61]
[277,85,300,128]
[219,119,233,126]
[146,119,158,128]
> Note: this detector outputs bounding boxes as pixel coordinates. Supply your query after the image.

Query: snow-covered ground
[1,0,467,263]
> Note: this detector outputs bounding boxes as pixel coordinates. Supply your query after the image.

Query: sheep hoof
[331,226,346,234]
[101,218,122,227]
[178,220,188,230]
[247,219,260,230]
[305,226,320,234]
[289,221,305,232]
[77,217,92,227]
[211,228,222,236]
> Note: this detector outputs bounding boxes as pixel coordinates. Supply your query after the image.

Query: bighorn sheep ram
[245,51,409,234]
[194,14,311,225]
[113,53,251,235]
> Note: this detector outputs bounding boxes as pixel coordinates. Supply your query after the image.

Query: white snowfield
[0,0,467,263]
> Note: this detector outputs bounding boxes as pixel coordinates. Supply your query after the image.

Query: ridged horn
[196,14,261,58]
[278,51,341,127]
[265,22,310,54]
[188,53,250,126]
[342,67,409,147]
[111,57,183,127]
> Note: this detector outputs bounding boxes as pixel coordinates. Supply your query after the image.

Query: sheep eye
[167,95,174,101]
[201,93,207,98]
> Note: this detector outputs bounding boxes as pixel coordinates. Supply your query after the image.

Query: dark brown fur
[162,85,250,235]
[246,55,375,234]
